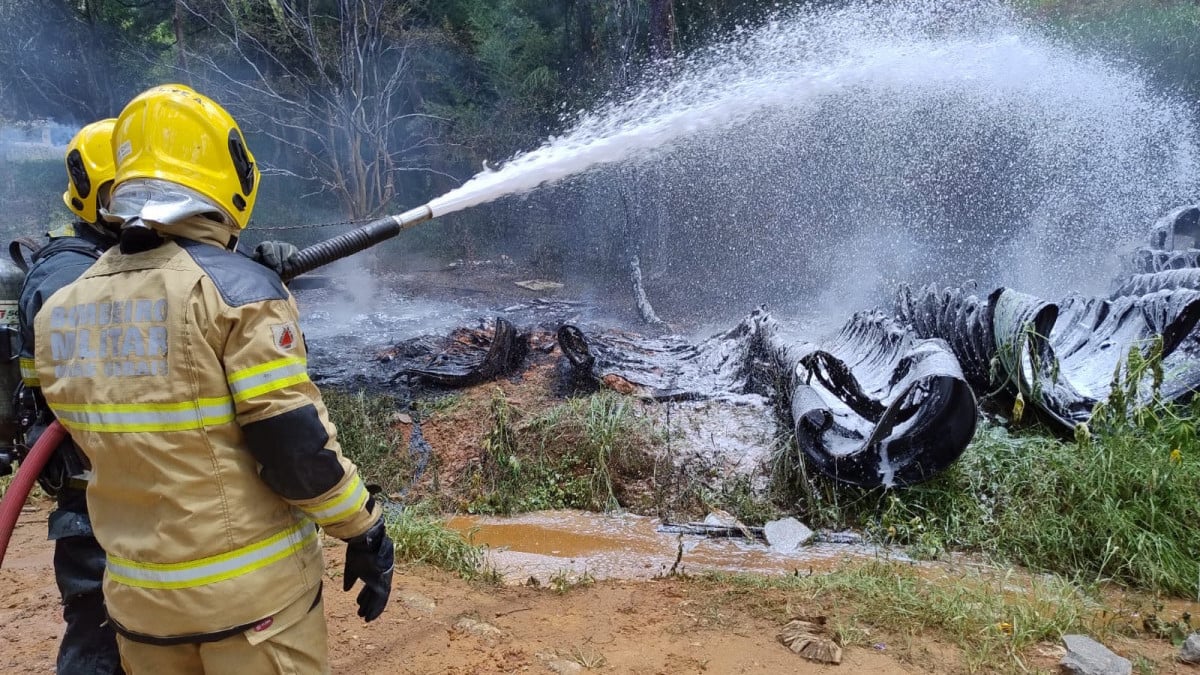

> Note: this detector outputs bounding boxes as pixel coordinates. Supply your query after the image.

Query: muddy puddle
[448,510,900,584]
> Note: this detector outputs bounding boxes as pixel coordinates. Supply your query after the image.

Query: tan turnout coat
[35,228,378,639]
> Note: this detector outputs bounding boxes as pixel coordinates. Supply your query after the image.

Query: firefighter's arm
[218,292,380,541]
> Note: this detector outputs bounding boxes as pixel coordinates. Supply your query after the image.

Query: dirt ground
[2,501,913,674]
[9,499,1200,667]
[5,503,1197,674]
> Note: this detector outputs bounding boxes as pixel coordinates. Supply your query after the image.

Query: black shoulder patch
[178,239,288,307]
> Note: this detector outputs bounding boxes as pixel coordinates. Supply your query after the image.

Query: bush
[776,399,1200,596]
[467,389,660,514]
[322,389,415,497]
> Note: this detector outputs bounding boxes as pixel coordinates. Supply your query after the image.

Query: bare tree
[648,0,676,62]
[179,0,449,219]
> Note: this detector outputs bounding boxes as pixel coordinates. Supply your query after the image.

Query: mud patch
[449,510,895,584]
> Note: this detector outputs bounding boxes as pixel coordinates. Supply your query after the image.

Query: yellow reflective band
[50,397,236,433]
[227,356,310,403]
[106,520,318,590]
[20,358,39,387]
[304,475,369,526]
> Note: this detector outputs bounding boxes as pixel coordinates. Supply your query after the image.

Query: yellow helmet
[109,84,259,230]
[63,118,118,225]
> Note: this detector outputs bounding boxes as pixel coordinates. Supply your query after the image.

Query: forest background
[0,0,1197,279]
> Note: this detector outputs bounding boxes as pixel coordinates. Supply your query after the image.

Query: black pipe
[281,205,434,283]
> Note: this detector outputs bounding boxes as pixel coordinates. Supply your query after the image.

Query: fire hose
[0,204,436,568]
[0,421,66,568]
[281,204,434,283]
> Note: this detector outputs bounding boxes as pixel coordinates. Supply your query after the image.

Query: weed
[566,645,607,668]
[702,559,1098,669]
[324,389,413,495]
[415,394,464,418]
[468,390,659,514]
[1132,654,1158,675]
[548,568,595,594]
[710,474,779,526]
[384,501,484,579]
[1140,600,1193,645]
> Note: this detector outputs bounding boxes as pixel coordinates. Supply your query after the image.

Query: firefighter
[15,117,306,674]
[16,118,125,675]
[33,84,393,673]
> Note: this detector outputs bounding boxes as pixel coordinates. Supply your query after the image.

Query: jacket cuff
[294,470,380,540]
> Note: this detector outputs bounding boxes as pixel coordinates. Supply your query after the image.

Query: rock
[545,659,583,674]
[1060,635,1131,675]
[1180,633,1200,664]
[703,510,740,527]
[764,517,815,552]
[778,618,842,665]
[537,652,586,674]
[454,617,505,644]
[399,591,436,613]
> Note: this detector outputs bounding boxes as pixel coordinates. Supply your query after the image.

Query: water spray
[283,0,1197,301]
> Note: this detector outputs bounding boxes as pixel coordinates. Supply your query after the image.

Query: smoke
[453,0,1198,322]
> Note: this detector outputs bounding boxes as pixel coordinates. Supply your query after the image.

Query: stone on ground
[764,517,815,552]
[454,616,505,645]
[777,618,842,664]
[1180,633,1200,664]
[546,659,583,674]
[1059,634,1131,675]
[702,510,740,527]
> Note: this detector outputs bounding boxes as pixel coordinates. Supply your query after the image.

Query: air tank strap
[7,237,43,273]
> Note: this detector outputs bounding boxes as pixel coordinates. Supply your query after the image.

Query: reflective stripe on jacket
[35,234,379,639]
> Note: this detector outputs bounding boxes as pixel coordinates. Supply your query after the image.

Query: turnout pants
[115,586,329,675]
[50,488,124,675]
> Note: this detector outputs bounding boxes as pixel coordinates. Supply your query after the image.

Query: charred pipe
[281,204,434,283]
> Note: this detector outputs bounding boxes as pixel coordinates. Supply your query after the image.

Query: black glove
[250,241,300,278]
[342,518,394,622]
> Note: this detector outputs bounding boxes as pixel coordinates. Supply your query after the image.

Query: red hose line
[0,421,67,569]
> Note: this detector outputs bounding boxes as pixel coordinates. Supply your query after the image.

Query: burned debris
[402,318,530,387]
[786,312,977,488]
[306,204,1200,489]
[898,205,1200,432]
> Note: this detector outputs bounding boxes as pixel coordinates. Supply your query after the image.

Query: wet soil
[4,502,1196,674]
[1,502,914,674]
[447,510,891,583]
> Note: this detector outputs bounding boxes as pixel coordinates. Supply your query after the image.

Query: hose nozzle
[282,204,434,282]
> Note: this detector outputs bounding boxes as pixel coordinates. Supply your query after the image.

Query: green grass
[702,559,1100,672]
[775,396,1200,597]
[467,389,660,514]
[323,389,414,496]
[548,568,596,594]
[414,393,465,418]
[384,502,485,579]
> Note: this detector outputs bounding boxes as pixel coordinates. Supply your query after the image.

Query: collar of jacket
[150,215,240,251]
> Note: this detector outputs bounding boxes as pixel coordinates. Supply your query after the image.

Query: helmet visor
[103,178,234,227]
